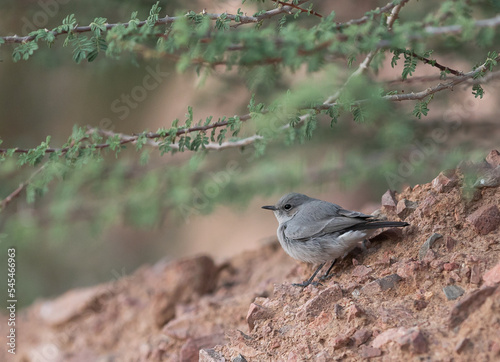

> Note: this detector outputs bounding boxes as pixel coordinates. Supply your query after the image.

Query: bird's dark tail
[348,221,409,231]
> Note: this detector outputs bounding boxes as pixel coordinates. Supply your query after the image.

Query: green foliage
[1,0,500,247]
[412,96,433,119]
[402,51,417,80]
[12,42,39,62]
[215,13,231,31]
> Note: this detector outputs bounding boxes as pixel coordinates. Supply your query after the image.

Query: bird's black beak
[262,205,277,211]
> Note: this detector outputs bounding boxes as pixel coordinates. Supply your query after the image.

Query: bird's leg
[292,263,325,288]
[319,259,337,281]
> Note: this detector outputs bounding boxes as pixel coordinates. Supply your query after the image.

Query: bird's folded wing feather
[284,202,374,240]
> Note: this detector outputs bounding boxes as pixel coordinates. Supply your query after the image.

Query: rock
[417,194,438,217]
[445,236,457,251]
[474,166,500,188]
[232,354,248,362]
[486,149,500,168]
[449,285,498,328]
[418,233,443,260]
[246,303,273,331]
[163,315,191,340]
[334,303,343,319]
[361,280,383,295]
[455,337,472,354]
[444,262,459,271]
[347,303,365,321]
[424,250,438,264]
[332,331,353,349]
[466,205,500,235]
[449,271,461,283]
[413,299,428,311]
[351,265,372,279]
[39,285,107,327]
[314,351,332,361]
[483,262,500,286]
[443,285,465,300]
[372,327,402,348]
[163,314,223,341]
[353,329,372,346]
[180,334,227,362]
[156,255,218,301]
[397,199,418,220]
[382,190,398,209]
[490,341,500,356]
[358,345,382,358]
[151,291,176,327]
[395,328,428,354]
[150,256,218,328]
[199,348,225,362]
[397,261,420,279]
[361,274,402,295]
[432,169,458,193]
[470,263,483,285]
[372,327,427,354]
[299,284,342,318]
[378,274,402,290]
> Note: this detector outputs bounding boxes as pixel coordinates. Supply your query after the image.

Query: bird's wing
[284,201,374,240]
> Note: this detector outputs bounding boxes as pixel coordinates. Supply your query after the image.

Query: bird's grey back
[282,194,374,240]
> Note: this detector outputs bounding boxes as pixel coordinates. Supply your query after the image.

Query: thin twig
[0,164,46,212]
[424,15,500,35]
[386,69,500,85]
[334,1,404,30]
[272,0,323,18]
[407,50,462,76]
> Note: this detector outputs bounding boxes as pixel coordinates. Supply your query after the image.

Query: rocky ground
[2,150,500,361]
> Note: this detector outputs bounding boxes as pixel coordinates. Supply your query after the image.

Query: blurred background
[0,0,499,308]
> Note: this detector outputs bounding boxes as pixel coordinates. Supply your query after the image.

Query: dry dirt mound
[3,151,500,361]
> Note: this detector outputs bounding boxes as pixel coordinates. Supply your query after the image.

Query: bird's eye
[284,204,292,210]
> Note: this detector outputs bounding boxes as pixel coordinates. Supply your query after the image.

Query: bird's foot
[292,280,323,288]
[318,273,333,282]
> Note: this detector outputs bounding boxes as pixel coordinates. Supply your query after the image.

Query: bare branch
[0,164,46,212]
[424,15,500,35]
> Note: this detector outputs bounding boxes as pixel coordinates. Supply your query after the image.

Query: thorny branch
[405,50,462,76]
[1,0,500,157]
[1,1,310,44]
[386,69,500,85]
[1,0,408,44]
[324,0,408,104]
[8,52,496,157]
[272,0,323,18]
[1,54,499,156]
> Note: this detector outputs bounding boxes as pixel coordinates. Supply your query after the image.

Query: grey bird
[262,193,409,287]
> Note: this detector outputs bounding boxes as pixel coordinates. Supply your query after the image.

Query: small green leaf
[215,13,231,30]
[412,95,433,119]
[472,84,484,99]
